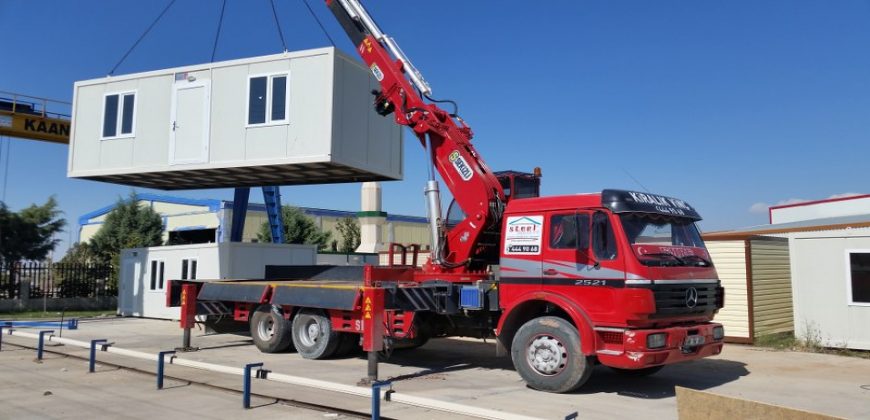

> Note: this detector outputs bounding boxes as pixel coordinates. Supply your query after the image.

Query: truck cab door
[543,212,592,283]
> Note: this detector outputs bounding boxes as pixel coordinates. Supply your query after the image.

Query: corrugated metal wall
[706,240,750,340]
[749,238,794,337]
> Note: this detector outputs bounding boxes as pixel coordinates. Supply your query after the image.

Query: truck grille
[649,283,721,318]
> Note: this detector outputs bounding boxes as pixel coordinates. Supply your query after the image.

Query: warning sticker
[504,215,543,255]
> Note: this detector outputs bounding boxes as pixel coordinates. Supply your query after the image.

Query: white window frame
[845,249,870,307]
[148,259,166,291]
[100,90,137,140]
[245,72,290,127]
[181,258,198,280]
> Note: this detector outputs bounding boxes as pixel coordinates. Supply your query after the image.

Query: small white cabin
[69,47,403,190]
[118,242,315,319]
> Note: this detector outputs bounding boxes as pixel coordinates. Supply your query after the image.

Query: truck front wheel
[511,316,592,393]
[250,305,294,353]
[292,309,341,359]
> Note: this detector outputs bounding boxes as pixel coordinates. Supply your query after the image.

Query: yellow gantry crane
[0,91,70,144]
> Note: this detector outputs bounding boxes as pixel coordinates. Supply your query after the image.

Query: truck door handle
[543,269,558,276]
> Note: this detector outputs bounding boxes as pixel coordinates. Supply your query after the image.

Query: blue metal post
[230,187,251,242]
[243,362,264,409]
[37,330,54,360]
[89,339,108,372]
[371,381,391,420]
[157,350,176,389]
[261,186,285,243]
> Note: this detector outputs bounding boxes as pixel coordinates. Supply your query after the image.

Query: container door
[170,81,210,164]
[119,259,141,316]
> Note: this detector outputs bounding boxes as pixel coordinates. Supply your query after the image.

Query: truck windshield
[618,213,711,267]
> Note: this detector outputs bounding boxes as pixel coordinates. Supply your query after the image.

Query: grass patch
[0,310,117,320]
[754,332,798,350]
[754,330,870,360]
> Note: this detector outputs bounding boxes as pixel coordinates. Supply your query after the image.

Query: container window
[181,258,197,281]
[248,76,268,124]
[102,91,135,139]
[103,94,119,137]
[271,75,287,121]
[248,73,289,126]
[149,260,164,290]
[121,93,135,134]
[149,260,157,290]
[159,261,165,289]
[848,252,870,305]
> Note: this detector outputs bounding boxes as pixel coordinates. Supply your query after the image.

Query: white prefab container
[118,242,316,319]
[790,229,870,350]
[69,47,403,190]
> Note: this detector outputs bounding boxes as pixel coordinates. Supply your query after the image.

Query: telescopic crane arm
[326,0,505,272]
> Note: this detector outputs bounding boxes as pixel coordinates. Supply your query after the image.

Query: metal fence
[0,262,115,299]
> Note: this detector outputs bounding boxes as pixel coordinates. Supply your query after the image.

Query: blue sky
[1,0,868,257]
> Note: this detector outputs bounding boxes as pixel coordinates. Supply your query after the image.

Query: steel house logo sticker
[504,215,543,255]
[449,150,474,181]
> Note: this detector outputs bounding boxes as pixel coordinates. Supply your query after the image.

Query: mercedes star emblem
[685,287,699,308]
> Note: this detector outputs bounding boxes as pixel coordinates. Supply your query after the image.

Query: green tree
[88,193,164,276]
[0,197,66,263]
[257,205,331,250]
[335,217,361,253]
[59,241,98,264]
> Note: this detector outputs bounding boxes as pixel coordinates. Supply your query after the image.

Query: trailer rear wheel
[511,316,592,393]
[292,309,341,359]
[250,305,294,353]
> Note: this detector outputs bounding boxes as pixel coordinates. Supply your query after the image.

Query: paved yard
[2,317,869,419]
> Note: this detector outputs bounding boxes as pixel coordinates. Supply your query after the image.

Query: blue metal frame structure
[230,186,284,243]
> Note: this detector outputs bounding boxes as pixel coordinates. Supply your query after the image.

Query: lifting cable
[211,0,228,62]
[300,0,336,47]
[108,0,178,75]
[269,0,289,52]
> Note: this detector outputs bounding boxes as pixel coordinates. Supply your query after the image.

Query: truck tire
[609,365,665,377]
[511,316,592,393]
[292,309,341,359]
[250,305,293,353]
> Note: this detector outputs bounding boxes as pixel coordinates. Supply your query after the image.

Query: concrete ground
[2,317,870,419]
[0,347,347,420]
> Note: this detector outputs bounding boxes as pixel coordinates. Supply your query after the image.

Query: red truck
[169,0,724,393]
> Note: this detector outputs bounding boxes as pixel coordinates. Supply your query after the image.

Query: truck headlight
[647,333,667,349]
[713,326,724,341]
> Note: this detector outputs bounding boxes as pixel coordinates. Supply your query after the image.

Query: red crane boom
[326,0,506,273]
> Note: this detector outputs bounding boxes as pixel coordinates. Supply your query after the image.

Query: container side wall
[707,240,750,340]
[749,239,794,337]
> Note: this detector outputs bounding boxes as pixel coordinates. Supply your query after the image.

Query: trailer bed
[196,266,365,311]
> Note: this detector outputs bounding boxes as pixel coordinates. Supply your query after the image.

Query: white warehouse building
[77,193,431,249]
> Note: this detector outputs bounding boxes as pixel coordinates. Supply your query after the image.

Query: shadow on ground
[368,338,749,398]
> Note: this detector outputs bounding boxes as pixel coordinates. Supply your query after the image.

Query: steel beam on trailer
[230,187,250,242]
